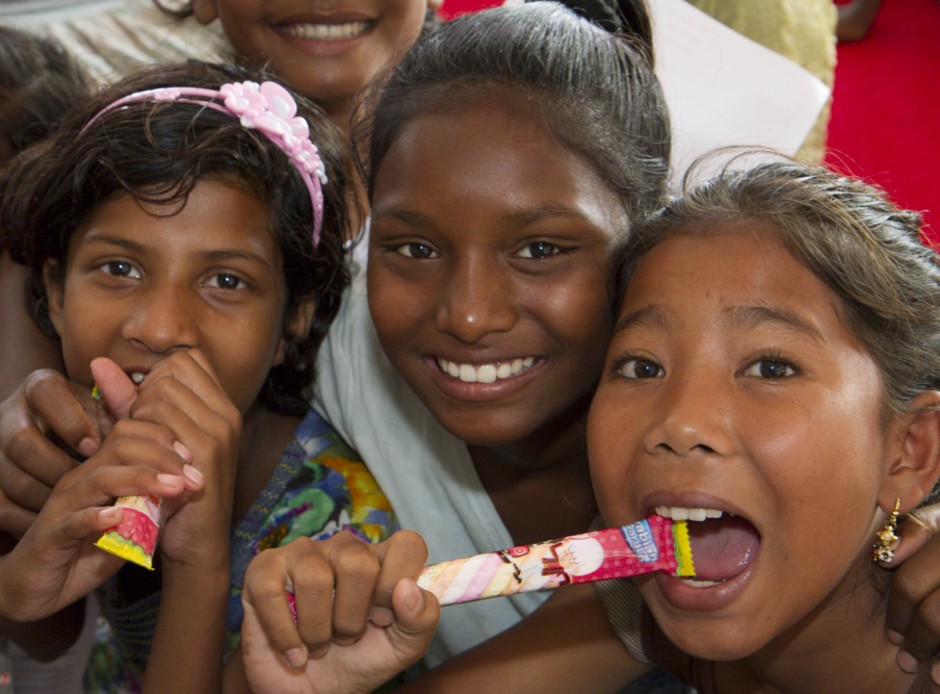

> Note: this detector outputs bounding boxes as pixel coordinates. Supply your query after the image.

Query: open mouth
[656,506,760,585]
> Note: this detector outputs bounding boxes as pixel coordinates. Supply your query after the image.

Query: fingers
[369,530,429,627]
[91,357,138,421]
[21,369,102,457]
[885,508,940,683]
[242,531,430,669]
[243,546,312,668]
[386,578,441,662]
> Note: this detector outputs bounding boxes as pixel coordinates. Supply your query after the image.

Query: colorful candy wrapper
[417,515,694,605]
[90,383,165,570]
[286,516,694,618]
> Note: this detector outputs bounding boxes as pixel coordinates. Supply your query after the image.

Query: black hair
[354,0,671,237]
[0,60,350,416]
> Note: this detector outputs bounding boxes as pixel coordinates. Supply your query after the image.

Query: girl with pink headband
[0,59,397,691]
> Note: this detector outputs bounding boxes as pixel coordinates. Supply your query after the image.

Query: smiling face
[588,221,895,660]
[195,0,435,122]
[46,179,291,415]
[368,95,626,449]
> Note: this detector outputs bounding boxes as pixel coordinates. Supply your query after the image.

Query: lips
[656,506,760,583]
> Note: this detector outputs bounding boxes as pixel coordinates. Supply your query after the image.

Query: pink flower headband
[81,80,328,246]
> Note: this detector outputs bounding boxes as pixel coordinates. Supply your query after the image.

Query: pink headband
[81,80,328,246]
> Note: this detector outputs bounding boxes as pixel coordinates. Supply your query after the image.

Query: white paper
[651,0,831,187]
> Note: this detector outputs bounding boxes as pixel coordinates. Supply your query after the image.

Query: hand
[883,503,940,685]
[0,370,99,537]
[129,350,241,573]
[241,531,440,694]
[0,413,202,621]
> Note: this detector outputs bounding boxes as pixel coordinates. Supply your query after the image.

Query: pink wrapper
[285,516,693,617]
[417,516,693,605]
[94,493,165,570]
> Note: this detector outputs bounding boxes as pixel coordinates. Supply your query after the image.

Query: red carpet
[826,0,940,244]
[439,0,939,242]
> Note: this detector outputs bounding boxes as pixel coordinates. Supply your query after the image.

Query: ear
[273,294,317,367]
[191,0,219,25]
[879,390,940,514]
[42,259,65,338]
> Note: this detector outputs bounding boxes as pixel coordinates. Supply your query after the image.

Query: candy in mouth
[657,507,760,582]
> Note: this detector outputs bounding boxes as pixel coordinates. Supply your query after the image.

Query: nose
[434,255,518,343]
[644,367,732,458]
[122,285,199,355]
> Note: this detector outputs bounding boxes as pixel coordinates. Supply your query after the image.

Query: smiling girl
[0,60,397,691]
[589,158,940,691]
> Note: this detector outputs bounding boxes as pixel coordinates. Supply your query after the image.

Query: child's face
[197,0,434,115]
[588,221,893,660]
[45,179,291,414]
[367,96,627,449]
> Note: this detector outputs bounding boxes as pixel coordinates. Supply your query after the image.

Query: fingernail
[284,647,307,668]
[182,465,204,485]
[157,473,183,487]
[98,507,121,524]
[886,629,904,646]
[78,437,99,457]
[898,649,919,673]
[173,441,193,462]
[370,606,394,627]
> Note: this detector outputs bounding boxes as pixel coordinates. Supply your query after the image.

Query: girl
[0,60,396,691]
[588,158,940,691]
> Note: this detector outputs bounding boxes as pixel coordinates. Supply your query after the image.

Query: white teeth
[437,357,536,383]
[655,506,724,522]
[680,577,723,588]
[282,21,370,41]
[131,372,146,384]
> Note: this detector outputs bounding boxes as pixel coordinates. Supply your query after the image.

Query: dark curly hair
[0,60,350,416]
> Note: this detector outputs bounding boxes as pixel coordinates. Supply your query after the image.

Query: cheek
[587,390,640,521]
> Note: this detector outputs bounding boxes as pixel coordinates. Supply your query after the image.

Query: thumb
[386,578,440,665]
[91,357,137,420]
[881,507,937,567]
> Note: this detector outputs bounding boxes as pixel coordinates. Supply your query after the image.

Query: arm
[400,582,650,694]
[131,350,241,693]
[239,532,649,694]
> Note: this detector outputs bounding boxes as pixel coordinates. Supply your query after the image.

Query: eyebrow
[371,204,594,230]
[729,304,824,342]
[613,303,824,342]
[79,232,275,269]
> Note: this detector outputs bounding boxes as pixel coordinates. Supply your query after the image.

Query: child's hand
[129,349,241,573]
[0,368,114,538]
[0,414,200,621]
[240,531,440,694]
[883,504,940,685]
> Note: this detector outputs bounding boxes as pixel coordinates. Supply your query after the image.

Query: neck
[468,398,598,545]
[235,405,301,523]
[720,557,915,693]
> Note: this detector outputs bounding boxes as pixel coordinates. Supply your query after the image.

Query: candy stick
[90,383,165,570]
[417,515,694,606]
[285,516,694,618]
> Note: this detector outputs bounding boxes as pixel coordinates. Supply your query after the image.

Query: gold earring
[873,498,901,563]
